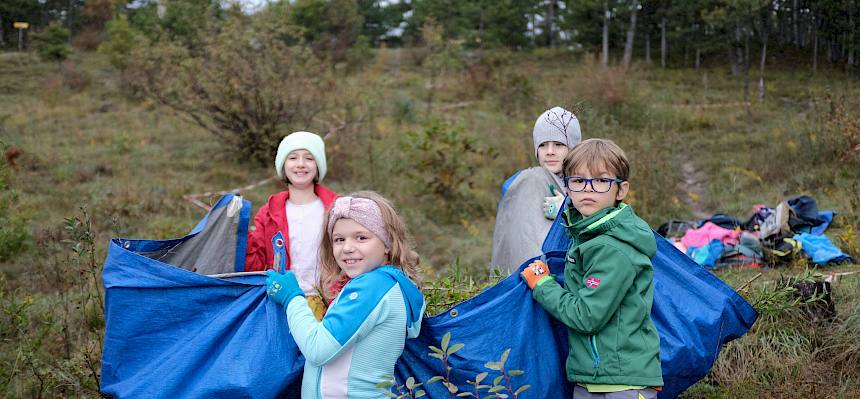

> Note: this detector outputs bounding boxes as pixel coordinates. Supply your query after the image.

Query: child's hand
[266,270,304,306]
[542,191,565,220]
[520,260,551,289]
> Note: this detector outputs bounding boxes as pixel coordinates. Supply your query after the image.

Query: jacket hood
[564,202,657,258]
[376,266,426,338]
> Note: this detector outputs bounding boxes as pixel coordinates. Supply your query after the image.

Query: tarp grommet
[449,309,458,318]
[123,241,130,249]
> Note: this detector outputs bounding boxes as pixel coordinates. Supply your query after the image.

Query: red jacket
[244,184,338,272]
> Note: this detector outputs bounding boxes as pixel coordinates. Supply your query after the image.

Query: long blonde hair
[318,191,421,302]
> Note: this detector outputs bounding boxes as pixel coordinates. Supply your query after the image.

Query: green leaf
[456,393,474,397]
[429,345,443,354]
[493,375,504,386]
[441,332,451,352]
[484,395,498,399]
[383,392,398,398]
[406,377,416,389]
[514,385,531,395]
[508,370,524,376]
[497,394,508,399]
[475,371,488,384]
[443,381,459,393]
[427,376,444,384]
[484,361,501,371]
[500,349,510,366]
[382,374,395,379]
[447,343,465,355]
[415,390,426,398]
[429,353,444,360]
[490,385,505,392]
[376,381,395,388]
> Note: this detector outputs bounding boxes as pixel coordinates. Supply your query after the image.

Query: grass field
[1,48,858,398]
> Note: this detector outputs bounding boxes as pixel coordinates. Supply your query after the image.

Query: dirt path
[678,155,711,220]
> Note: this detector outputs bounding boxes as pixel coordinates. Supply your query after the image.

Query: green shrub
[398,119,496,223]
[0,158,30,261]
[99,16,143,72]
[127,15,340,165]
[31,22,71,64]
[378,332,530,399]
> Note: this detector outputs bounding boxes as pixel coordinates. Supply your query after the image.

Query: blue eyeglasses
[563,176,626,193]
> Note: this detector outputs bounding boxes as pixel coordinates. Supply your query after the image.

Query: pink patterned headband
[327,196,391,249]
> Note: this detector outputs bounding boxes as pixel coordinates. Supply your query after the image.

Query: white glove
[542,193,565,220]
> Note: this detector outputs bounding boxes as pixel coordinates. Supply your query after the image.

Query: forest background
[1,0,859,398]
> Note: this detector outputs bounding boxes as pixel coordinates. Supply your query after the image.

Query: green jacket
[533,203,663,387]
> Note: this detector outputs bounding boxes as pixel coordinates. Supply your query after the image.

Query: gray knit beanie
[532,106,582,159]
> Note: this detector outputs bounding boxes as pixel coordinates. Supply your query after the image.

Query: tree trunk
[479,9,485,47]
[547,0,557,48]
[0,14,5,47]
[645,32,652,64]
[778,5,787,46]
[759,3,770,99]
[661,18,667,68]
[695,47,701,70]
[793,0,800,47]
[67,0,74,43]
[157,0,167,19]
[733,24,744,75]
[813,28,818,72]
[530,12,536,46]
[602,0,610,67]
[759,40,767,100]
[622,0,638,69]
[849,2,856,71]
[744,28,751,114]
[684,45,689,67]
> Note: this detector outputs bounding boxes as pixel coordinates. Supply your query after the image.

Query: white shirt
[286,199,325,295]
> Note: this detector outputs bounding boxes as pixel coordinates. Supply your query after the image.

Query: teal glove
[542,193,565,220]
[266,270,304,306]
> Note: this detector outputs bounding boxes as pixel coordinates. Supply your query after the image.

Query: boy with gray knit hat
[491,106,582,274]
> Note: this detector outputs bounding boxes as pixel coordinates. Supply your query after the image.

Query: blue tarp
[101,195,758,398]
[794,232,853,265]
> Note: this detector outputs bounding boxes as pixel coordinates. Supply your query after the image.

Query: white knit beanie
[532,106,582,159]
[275,131,327,181]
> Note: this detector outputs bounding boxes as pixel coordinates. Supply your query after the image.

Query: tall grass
[0,48,858,398]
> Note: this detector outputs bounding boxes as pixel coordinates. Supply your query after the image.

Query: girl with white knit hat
[245,131,338,319]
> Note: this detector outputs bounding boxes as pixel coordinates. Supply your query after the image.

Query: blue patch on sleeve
[322,269,397,345]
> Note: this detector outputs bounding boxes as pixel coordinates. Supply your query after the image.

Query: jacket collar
[266,184,338,231]
[563,202,629,237]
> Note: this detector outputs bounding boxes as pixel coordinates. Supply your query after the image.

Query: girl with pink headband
[265,191,425,398]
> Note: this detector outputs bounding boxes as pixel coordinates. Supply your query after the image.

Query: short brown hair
[562,138,630,180]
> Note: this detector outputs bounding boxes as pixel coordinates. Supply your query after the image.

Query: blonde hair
[562,138,630,181]
[318,191,421,302]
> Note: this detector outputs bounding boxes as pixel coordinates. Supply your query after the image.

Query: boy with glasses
[520,138,663,399]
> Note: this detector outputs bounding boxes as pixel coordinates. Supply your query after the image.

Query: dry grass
[0,47,858,398]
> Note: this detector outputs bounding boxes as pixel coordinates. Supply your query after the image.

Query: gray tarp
[491,167,563,273]
[141,195,247,275]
